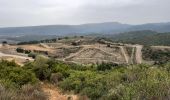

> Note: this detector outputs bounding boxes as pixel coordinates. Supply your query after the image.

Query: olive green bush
[0,60,37,88]
[0,60,47,100]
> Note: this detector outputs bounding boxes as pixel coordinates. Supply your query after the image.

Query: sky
[0,0,170,27]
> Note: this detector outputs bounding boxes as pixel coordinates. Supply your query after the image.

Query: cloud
[0,0,169,27]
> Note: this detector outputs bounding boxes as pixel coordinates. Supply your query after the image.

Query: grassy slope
[105,30,170,46]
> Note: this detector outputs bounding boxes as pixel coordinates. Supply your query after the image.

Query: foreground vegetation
[1,56,170,100]
[0,60,47,100]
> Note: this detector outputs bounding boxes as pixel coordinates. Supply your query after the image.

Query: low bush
[97,62,118,71]
[16,48,24,53]
[28,52,37,59]
[0,60,37,88]
[0,60,46,100]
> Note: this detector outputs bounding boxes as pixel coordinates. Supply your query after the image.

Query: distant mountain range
[0,22,170,36]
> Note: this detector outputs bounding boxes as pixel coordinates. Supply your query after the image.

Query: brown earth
[41,83,79,100]
[2,39,168,65]
[135,45,143,64]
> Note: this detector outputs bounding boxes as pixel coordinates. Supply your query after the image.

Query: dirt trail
[42,83,78,100]
[63,47,85,61]
[151,46,170,50]
[135,45,143,64]
[120,46,129,63]
[130,47,135,64]
[40,43,51,49]
[0,52,33,61]
[63,45,100,61]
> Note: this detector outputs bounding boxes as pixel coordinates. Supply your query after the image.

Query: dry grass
[0,84,48,100]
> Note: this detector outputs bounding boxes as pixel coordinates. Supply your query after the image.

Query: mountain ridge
[0,22,170,36]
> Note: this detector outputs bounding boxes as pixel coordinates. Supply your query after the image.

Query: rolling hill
[105,30,170,46]
[0,22,170,36]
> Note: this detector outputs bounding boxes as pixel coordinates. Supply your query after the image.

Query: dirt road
[120,46,129,63]
[0,52,33,61]
[135,45,143,64]
[0,51,34,66]
[40,43,51,49]
[151,46,170,50]
[130,47,135,64]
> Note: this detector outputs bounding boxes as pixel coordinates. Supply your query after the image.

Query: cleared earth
[0,38,169,65]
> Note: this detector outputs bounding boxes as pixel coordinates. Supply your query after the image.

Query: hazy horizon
[0,21,170,28]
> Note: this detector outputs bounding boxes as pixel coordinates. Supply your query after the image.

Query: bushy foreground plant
[0,60,37,87]
[0,60,47,100]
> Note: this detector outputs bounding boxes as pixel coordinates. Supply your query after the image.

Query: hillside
[0,22,170,36]
[0,22,130,36]
[106,30,170,46]
[0,36,170,100]
[1,56,170,100]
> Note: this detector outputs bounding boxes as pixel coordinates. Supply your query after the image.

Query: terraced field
[2,38,162,65]
[64,44,127,64]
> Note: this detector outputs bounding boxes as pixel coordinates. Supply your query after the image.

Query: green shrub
[50,73,63,84]
[28,52,37,59]
[16,48,24,53]
[97,62,118,71]
[0,60,47,100]
[0,60,38,88]
[59,71,106,99]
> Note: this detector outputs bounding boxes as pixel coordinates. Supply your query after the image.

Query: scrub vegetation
[1,56,170,100]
